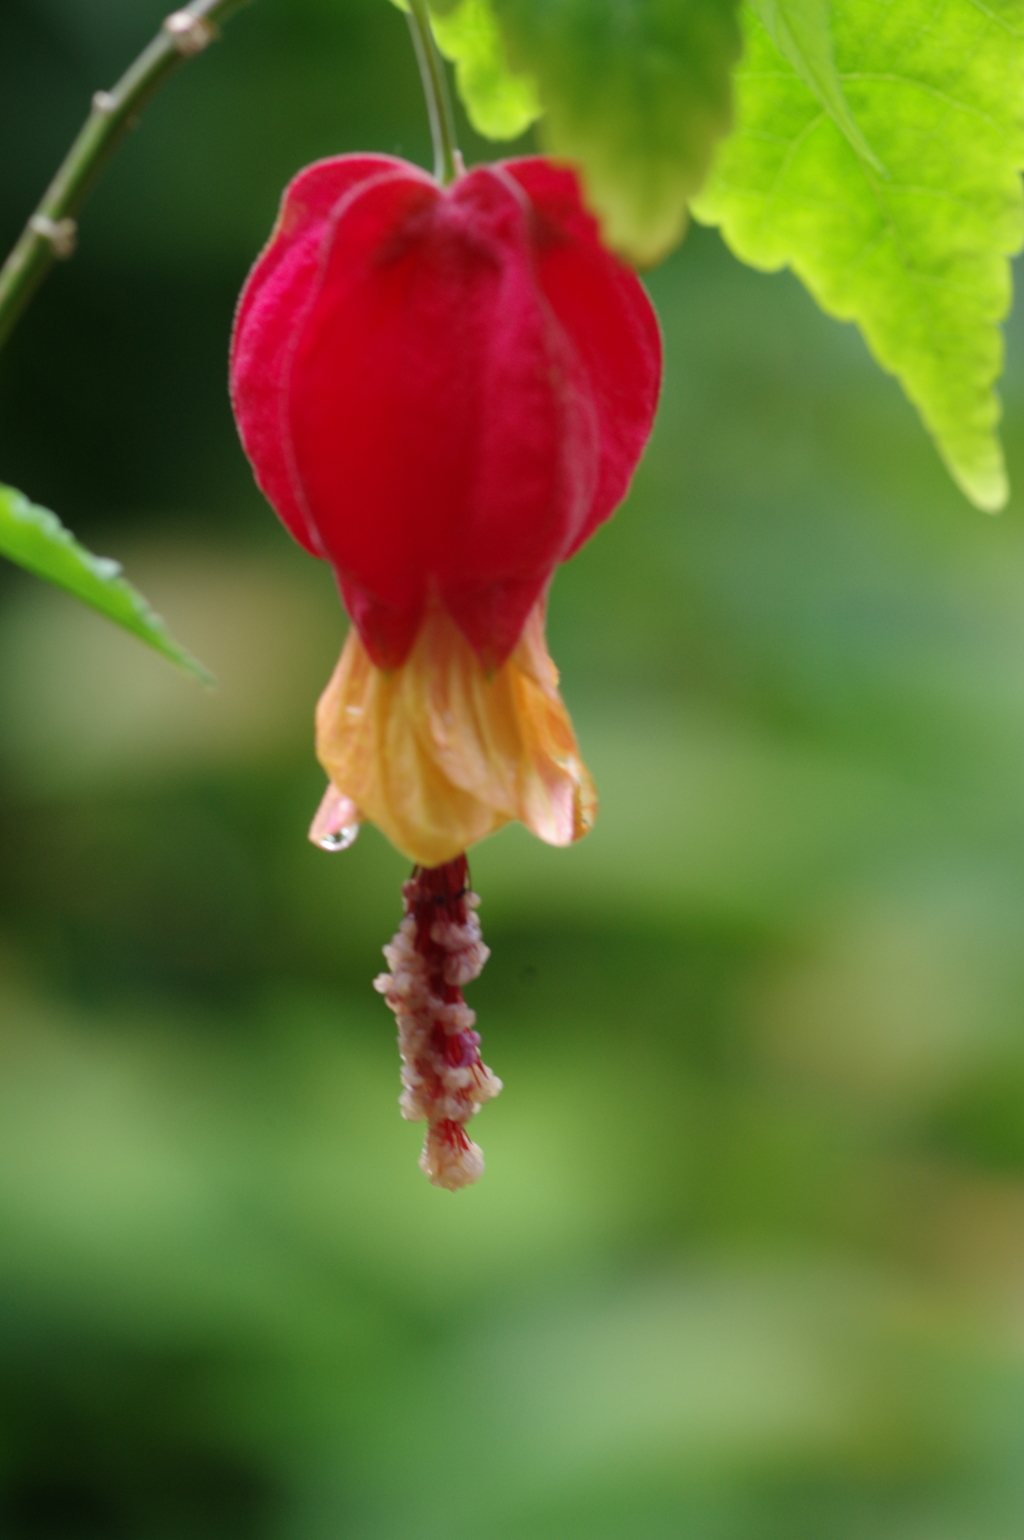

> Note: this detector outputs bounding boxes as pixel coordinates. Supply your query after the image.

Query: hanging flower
[230,152,661,1186]
[231,153,660,863]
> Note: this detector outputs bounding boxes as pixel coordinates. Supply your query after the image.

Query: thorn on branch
[163,10,218,57]
[28,216,78,260]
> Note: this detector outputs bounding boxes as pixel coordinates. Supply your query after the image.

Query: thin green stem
[406,0,461,185]
[0,0,251,353]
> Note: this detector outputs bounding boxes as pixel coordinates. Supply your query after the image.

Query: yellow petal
[315,600,597,867]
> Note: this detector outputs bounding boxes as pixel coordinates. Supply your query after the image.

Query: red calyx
[230,155,662,671]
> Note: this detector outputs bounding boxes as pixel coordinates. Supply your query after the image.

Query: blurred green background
[4,2,1024,1535]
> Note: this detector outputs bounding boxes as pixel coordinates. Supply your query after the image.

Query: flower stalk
[406,0,461,184]
[0,0,251,353]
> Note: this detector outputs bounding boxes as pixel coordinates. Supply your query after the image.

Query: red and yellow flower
[230,152,661,1184]
[231,153,660,866]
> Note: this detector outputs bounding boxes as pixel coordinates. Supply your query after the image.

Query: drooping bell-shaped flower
[231,153,660,868]
[230,151,661,1187]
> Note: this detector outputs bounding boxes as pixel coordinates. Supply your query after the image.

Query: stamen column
[375,856,501,1189]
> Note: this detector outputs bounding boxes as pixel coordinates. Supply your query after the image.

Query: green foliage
[0,484,213,685]
[693,0,1024,512]
[431,0,541,140]
[489,0,743,264]
[747,0,882,172]
[414,0,1024,507]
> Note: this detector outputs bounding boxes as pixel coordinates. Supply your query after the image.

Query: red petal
[502,158,662,555]
[336,572,425,674]
[232,155,661,672]
[230,156,427,559]
[286,165,604,667]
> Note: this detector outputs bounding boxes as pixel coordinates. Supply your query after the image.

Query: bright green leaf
[692,0,1024,512]
[491,0,744,265]
[430,0,541,140]
[748,0,883,173]
[0,484,214,685]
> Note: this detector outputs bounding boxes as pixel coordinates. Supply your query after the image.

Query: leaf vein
[840,72,1011,138]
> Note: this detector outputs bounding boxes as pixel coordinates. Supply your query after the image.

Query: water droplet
[318,822,360,852]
